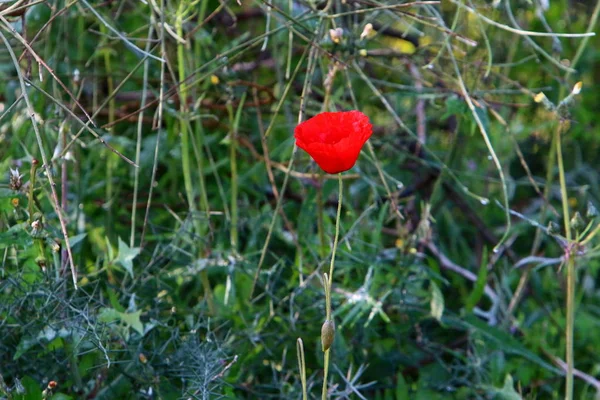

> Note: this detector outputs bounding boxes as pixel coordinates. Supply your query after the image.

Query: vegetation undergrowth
[1,0,600,399]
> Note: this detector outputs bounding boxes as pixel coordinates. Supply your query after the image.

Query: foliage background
[1,0,600,399]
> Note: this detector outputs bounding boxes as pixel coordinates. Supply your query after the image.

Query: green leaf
[98,308,121,324]
[67,233,87,248]
[106,287,126,312]
[483,374,522,400]
[430,281,444,321]
[395,373,409,400]
[0,188,19,198]
[51,394,74,400]
[98,308,144,337]
[119,310,144,335]
[13,326,73,360]
[13,337,38,360]
[115,237,140,278]
[441,96,467,121]
[14,376,41,400]
[371,202,389,250]
[0,223,32,249]
[465,248,489,312]
[94,375,132,400]
[474,104,490,135]
[414,388,444,400]
[445,315,561,374]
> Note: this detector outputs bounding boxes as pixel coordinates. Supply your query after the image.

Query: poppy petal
[294,111,372,174]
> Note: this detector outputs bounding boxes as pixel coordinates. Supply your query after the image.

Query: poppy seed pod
[294,111,373,174]
[321,319,335,351]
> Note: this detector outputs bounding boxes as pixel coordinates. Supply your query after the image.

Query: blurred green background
[1,0,600,399]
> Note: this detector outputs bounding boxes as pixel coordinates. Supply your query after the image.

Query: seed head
[9,168,23,191]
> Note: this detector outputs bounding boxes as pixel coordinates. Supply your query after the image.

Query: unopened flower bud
[587,201,598,218]
[30,215,44,238]
[321,319,335,351]
[51,241,61,253]
[73,68,80,85]
[329,28,343,44]
[570,211,584,231]
[360,23,374,40]
[534,92,547,103]
[36,256,47,272]
[547,221,560,235]
[42,380,57,399]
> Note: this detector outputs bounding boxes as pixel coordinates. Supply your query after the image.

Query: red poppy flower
[294,111,373,174]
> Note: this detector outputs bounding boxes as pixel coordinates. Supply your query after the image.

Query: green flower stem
[35,235,46,271]
[229,109,238,252]
[322,173,343,400]
[176,4,214,314]
[558,6,599,395]
[101,24,116,240]
[193,37,211,222]
[53,249,60,281]
[227,93,246,253]
[176,6,194,217]
[28,160,39,224]
[65,338,83,390]
[322,350,331,400]
[555,121,574,400]
[317,173,326,258]
[297,338,308,400]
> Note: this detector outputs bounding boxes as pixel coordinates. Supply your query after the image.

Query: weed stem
[556,121,574,400]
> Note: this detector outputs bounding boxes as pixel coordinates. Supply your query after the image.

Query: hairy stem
[322,174,343,400]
